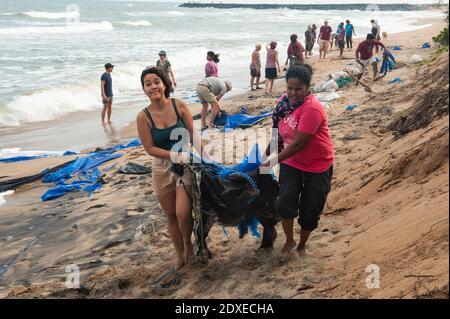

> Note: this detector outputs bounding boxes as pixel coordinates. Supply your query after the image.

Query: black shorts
[102,96,113,104]
[265,68,277,79]
[277,163,333,231]
[338,40,345,49]
[250,67,261,77]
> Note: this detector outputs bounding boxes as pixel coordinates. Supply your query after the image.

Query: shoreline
[0,13,446,152]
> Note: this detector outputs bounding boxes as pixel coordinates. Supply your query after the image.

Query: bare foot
[184,242,194,263]
[279,240,296,262]
[297,244,306,257]
[173,255,186,270]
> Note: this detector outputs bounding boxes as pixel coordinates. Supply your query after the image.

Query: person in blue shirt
[345,20,356,49]
[101,63,114,125]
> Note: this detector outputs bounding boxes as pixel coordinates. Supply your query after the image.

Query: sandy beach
[0,15,448,299]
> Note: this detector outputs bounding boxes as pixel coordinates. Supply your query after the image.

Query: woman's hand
[172,152,189,166]
[260,160,271,168]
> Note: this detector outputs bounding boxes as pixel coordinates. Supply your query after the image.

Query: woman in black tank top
[136,66,204,269]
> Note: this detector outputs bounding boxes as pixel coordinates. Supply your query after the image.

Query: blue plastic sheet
[63,151,78,156]
[345,104,359,111]
[0,150,80,164]
[389,77,402,84]
[95,138,142,153]
[216,144,262,178]
[43,157,89,183]
[41,184,83,201]
[380,51,396,74]
[0,155,43,164]
[224,111,272,129]
[422,42,431,49]
[237,216,261,239]
[41,153,123,201]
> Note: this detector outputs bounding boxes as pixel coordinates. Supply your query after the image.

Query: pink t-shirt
[278,94,334,173]
[205,61,219,77]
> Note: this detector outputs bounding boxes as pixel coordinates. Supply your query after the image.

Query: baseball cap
[159,50,167,56]
[104,63,114,69]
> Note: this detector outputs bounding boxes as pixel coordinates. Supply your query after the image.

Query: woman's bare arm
[168,66,176,87]
[177,99,206,158]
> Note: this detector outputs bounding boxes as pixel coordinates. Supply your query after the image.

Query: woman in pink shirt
[205,51,219,78]
[263,64,334,261]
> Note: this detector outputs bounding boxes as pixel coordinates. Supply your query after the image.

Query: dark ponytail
[286,64,313,86]
[207,51,220,63]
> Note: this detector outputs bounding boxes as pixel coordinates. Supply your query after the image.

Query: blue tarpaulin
[0,150,81,164]
[41,154,122,201]
[0,155,43,164]
[224,111,272,130]
[216,144,262,178]
[41,138,142,201]
[380,50,396,75]
[389,77,402,84]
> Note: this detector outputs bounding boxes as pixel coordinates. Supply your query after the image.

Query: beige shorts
[319,39,330,51]
[360,56,377,68]
[196,84,216,104]
[152,157,192,196]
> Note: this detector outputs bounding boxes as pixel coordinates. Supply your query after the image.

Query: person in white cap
[156,50,177,87]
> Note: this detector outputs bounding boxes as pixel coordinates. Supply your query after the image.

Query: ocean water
[0,0,444,149]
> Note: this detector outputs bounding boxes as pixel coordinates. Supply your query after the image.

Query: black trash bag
[213,109,228,127]
[186,162,279,258]
[118,162,151,175]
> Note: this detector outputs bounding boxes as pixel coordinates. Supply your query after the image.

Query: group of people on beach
[247,18,383,95]
[133,62,334,268]
[100,18,383,125]
[98,17,388,268]
[100,50,232,130]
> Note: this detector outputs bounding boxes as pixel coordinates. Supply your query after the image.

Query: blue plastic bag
[389,77,402,84]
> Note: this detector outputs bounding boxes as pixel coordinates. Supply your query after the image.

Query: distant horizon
[116,0,443,4]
